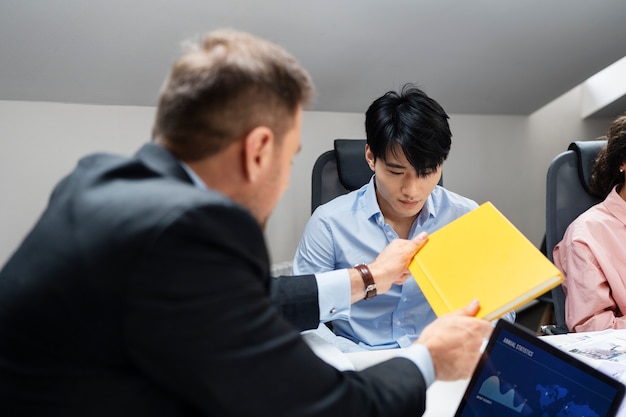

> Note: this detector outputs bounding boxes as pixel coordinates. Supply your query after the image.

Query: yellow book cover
[409,201,563,321]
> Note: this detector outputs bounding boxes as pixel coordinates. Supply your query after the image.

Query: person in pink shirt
[553,112,626,332]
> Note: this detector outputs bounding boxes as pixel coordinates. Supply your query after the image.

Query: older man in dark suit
[0,29,492,416]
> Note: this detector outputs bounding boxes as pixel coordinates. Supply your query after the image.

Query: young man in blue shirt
[294,84,513,351]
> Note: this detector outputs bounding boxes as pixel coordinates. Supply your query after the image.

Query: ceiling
[1,0,626,117]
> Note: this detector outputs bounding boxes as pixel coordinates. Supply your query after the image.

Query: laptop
[455,319,625,417]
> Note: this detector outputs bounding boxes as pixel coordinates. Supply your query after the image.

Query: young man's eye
[389,170,403,176]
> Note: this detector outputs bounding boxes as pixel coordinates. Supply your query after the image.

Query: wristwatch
[354,263,377,300]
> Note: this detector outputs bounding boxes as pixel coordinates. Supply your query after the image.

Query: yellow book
[409,201,563,321]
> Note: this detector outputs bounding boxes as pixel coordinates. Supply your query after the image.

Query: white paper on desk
[563,330,626,364]
[542,329,616,350]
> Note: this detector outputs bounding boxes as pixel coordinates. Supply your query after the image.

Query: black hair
[590,112,626,198]
[364,83,451,174]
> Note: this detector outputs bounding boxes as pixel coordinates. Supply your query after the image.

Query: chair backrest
[545,139,607,333]
[311,139,444,213]
[310,139,371,213]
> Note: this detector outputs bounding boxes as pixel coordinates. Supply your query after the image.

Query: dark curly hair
[589,112,626,198]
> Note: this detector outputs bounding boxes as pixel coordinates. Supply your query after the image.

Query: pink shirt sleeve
[554,238,625,331]
[553,190,626,332]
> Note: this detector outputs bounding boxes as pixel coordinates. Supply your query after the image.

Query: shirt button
[403,297,408,302]
[330,308,337,314]
[396,320,402,326]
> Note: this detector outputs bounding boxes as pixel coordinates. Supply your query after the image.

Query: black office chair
[311,139,443,213]
[542,140,606,334]
[311,139,371,213]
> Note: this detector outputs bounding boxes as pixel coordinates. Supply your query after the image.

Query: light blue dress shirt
[294,177,512,350]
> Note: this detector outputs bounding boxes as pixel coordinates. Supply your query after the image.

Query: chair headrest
[334,139,371,190]
[567,140,607,194]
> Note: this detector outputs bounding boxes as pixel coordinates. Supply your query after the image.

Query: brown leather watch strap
[354,263,377,300]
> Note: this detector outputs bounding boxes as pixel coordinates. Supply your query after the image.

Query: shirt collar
[179,162,208,190]
[419,195,436,223]
[363,176,381,219]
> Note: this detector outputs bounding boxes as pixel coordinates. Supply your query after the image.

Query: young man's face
[366,144,441,222]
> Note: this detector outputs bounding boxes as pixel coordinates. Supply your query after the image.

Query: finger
[393,275,409,286]
[411,231,429,246]
[400,270,411,282]
[451,299,480,317]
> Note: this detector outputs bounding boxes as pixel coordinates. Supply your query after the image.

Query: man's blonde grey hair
[153,29,315,161]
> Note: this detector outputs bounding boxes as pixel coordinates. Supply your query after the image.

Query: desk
[421,380,469,417]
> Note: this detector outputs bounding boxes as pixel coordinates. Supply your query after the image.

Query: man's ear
[242,126,274,182]
[365,144,376,171]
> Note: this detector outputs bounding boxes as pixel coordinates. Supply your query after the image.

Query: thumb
[411,231,429,246]
[453,299,480,317]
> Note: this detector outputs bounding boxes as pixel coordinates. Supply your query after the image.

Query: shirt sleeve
[555,239,626,331]
[294,208,351,322]
[499,310,516,323]
[397,344,435,388]
[315,270,351,322]
[293,207,338,273]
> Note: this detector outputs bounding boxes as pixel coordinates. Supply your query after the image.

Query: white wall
[0,101,153,264]
[0,99,614,267]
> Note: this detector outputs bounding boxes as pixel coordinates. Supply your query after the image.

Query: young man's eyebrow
[383,160,407,169]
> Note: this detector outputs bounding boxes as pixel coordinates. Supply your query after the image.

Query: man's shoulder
[61,150,247,234]
[315,185,369,217]
[76,148,231,204]
[430,186,478,211]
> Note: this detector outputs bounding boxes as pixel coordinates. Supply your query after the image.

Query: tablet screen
[455,320,625,417]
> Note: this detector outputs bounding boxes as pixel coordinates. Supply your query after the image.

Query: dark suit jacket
[0,143,426,416]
